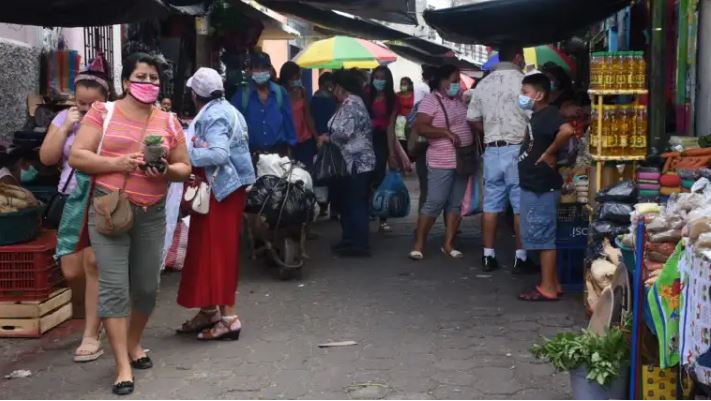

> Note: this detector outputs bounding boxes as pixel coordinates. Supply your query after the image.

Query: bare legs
[538,249,560,295]
[60,248,101,356]
[104,317,131,383]
[482,212,522,250]
[413,212,461,254]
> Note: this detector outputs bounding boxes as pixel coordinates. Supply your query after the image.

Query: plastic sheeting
[423,0,631,47]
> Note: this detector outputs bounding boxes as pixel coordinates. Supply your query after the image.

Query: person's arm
[40,109,79,166]
[281,87,298,147]
[536,122,575,168]
[189,113,231,168]
[164,141,191,182]
[69,117,143,175]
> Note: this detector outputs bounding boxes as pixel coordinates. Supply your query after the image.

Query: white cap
[186,67,224,98]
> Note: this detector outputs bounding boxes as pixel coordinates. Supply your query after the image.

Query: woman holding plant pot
[69,52,191,396]
[176,67,255,341]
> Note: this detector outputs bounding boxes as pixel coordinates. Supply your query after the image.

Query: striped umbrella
[293,36,397,69]
[482,45,575,73]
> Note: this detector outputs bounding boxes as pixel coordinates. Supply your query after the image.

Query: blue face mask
[518,94,535,111]
[20,165,38,183]
[290,79,303,88]
[447,83,460,97]
[252,71,271,85]
[373,79,386,91]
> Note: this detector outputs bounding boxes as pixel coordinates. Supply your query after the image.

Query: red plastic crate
[0,231,63,301]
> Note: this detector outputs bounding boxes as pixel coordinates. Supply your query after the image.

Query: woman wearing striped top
[70,53,191,396]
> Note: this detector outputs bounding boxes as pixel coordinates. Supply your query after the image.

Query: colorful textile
[55,172,92,259]
[660,174,682,187]
[46,50,80,98]
[638,179,660,185]
[648,241,684,368]
[638,171,661,180]
[660,186,681,196]
[639,183,661,190]
[639,189,661,199]
[679,247,711,385]
[682,179,695,189]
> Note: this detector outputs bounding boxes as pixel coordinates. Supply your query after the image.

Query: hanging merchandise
[45,50,81,99]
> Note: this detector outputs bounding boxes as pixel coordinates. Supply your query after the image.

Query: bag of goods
[595,180,638,203]
[648,229,682,244]
[255,154,313,191]
[646,242,677,257]
[597,202,634,224]
[246,175,316,228]
[371,172,410,219]
[591,220,630,240]
[0,183,39,212]
[313,143,348,185]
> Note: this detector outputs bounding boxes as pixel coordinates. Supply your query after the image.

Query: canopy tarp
[423,0,632,47]
[259,0,416,24]
[262,1,409,41]
[0,0,185,27]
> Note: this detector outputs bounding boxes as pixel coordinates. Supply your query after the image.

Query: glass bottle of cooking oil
[590,108,599,151]
[618,105,632,156]
[603,52,615,90]
[634,51,647,90]
[634,105,648,156]
[614,53,627,91]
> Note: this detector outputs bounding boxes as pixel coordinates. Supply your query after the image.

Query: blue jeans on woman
[338,171,372,254]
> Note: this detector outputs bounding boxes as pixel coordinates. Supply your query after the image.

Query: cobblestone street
[1,182,585,399]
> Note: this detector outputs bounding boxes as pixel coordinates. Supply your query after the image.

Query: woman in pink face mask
[70,53,192,396]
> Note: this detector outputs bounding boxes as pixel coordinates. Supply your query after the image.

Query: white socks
[484,248,496,258]
[516,249,527,261]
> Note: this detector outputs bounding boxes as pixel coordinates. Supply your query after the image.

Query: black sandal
[130,356,153,370]
[112,379,134,396]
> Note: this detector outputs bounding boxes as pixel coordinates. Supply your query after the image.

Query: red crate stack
[0,231,63,301]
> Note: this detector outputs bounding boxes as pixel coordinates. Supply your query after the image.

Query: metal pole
[649,0,667,156]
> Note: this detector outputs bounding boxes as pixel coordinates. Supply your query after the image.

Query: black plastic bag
[595,180,638,203]
[596,202,633,224]
[313,142,348,184]
[246,175,316,228]
[591,220,629,240]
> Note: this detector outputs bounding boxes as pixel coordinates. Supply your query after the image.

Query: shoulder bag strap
[61,169,76,193]
[434,94,450,130]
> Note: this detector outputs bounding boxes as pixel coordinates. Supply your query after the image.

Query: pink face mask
[128,82,160,104]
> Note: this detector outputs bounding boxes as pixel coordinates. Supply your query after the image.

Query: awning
[259,0,416,24]
[238,0,300,40]
[386,42,480,71]
[166,0,213,15]
[423,0,631,47]
[260,1,409,41]
[0,0,174,27]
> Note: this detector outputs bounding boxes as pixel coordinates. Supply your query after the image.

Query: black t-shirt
[518,105,566,193]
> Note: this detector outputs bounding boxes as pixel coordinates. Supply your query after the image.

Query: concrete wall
[0,38,40,139]
[388,56,425,88]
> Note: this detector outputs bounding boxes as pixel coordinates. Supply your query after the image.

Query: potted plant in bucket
[143,135,166,172]
[531,328,629,399]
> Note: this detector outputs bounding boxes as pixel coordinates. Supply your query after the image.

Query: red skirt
[177,185,246,308]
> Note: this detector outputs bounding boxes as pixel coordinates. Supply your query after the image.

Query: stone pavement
[0,180,586,399]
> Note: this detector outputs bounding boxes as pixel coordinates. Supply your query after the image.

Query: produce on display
[0,183,39,213]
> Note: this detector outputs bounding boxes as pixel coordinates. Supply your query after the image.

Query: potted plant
[531,328,629,400]
[143,135,166,172]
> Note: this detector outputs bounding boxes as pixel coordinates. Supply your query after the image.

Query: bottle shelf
[588,89,649,96]
[591,155,647,161]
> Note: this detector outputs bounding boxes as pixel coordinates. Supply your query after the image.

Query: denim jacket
[189,99,256,202]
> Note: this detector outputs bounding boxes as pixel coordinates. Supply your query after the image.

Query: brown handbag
[92,103,152,236]
[434,95,477,176]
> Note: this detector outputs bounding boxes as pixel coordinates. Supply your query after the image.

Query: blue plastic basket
[557,247,585,293]
[556,204,589,249]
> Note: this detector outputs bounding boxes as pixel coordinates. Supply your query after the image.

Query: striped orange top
[84,102,185,206]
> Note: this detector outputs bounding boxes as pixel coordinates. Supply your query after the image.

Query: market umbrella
[481,45,575,73]
[293,36,397,69]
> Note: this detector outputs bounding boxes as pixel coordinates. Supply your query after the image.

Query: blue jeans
[483,144,521,214]
[339,171,372,250]
[520,189,560,250]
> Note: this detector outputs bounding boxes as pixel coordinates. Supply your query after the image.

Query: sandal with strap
[518,285,559,302]
[197,317,242,341]
[441,247,464,259]
[176,310,221,334]
[74,335,104,363]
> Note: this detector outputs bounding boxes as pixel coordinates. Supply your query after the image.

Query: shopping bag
[461,172,483,216]
[371,171,410,218]
[313,142,348,184]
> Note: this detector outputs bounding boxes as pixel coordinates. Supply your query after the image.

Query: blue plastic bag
[372,171,410,218]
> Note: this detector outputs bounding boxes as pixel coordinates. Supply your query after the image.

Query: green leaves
[144,135,164,146]
[530,328,629,386]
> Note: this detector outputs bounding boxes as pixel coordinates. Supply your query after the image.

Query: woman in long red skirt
[176,68,256,341]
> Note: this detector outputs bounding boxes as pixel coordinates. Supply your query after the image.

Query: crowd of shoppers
[37,41,584,395]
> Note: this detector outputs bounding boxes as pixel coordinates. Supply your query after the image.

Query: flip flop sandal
[408,250,424,260]
[176,310,221,334]
[74,336,104,363]
[518,286,559,302]
[441,247,464,259]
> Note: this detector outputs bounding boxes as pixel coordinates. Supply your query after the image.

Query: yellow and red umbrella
[293,36,397,69]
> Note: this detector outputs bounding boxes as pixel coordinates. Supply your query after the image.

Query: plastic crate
[0,231,63,301]
[557,248,585,293]
[557,204,589,249]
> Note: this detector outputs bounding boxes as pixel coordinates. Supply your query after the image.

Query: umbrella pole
[629,221,645,400]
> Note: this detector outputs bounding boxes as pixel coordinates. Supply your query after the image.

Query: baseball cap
[186,67,224,98]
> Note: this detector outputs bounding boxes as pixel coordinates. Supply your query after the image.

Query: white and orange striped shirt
[84,102,185,206]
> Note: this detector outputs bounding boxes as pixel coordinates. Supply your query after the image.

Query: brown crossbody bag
[434,95,477,176]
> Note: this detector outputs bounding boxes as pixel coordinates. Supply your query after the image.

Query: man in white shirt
[413,65,435,104]
[468,44,536,275]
